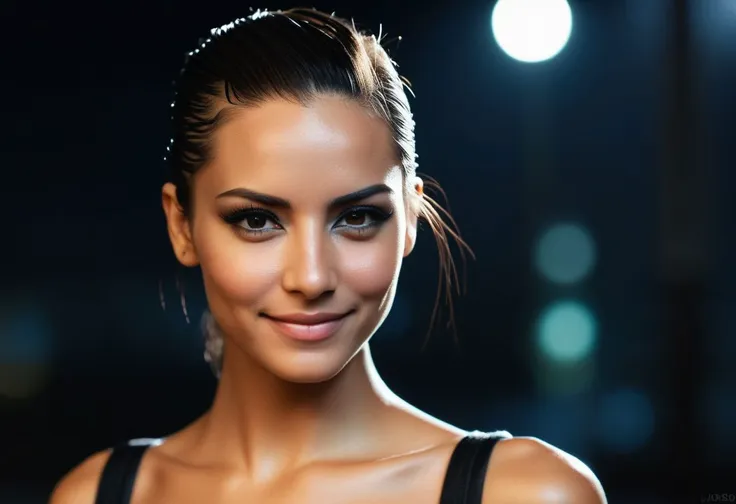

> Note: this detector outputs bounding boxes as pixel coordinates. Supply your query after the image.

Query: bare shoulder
[49,449,112,504]
[483,436,607,504]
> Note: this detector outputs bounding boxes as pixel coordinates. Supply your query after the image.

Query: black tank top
[94,430,511,504]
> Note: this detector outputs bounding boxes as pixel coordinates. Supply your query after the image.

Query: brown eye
[344,211,367,226]
[334,206,393,232]
[221,207,282,236]
[245,214,268,229]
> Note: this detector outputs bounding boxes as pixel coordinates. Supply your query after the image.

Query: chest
[132,452,452,504]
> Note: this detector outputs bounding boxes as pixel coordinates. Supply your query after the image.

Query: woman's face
[163,95,421,383]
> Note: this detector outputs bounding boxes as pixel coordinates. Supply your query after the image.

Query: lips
[262,311,353,342]
[265,312,350,325]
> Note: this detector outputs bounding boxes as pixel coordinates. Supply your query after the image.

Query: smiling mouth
[260,311,354,342]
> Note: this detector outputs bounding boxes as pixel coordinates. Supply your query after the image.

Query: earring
[158,279,166,311]
[201,311,223,378]
[175,276,190,324]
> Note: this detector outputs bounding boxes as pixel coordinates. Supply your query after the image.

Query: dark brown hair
[166,8,471,376]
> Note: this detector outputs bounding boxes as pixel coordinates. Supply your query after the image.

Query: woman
[51,8,606,504]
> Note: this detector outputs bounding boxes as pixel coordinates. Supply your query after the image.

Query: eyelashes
[219,204,394,238]
[220,205,282,235]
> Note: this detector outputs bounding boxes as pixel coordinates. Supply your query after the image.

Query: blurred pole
[660,0,706,498]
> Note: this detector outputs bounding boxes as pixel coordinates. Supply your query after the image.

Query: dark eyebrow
[216,184,393,210]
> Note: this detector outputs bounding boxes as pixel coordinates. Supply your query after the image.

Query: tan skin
[50,95,607,504]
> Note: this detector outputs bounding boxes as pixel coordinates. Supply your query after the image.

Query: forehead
[199,95,402,197]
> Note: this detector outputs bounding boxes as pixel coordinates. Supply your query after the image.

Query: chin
[264,345,360,384]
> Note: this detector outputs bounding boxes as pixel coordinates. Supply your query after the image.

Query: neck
[197,343,400,480]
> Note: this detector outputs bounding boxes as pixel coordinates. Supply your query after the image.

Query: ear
[403,176,423,258]
[162,182,200,267]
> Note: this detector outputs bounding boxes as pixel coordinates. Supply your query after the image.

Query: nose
[281,219,338,300]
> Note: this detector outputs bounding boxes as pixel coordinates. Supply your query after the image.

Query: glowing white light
[535,223,596,285]
[537,301,596,363]
[491,0,574,63]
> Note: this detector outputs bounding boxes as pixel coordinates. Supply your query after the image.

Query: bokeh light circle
[537,301,597,363]
[535,223,596,284]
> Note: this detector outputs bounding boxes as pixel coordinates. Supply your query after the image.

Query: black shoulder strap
[438,430,511,504]
[94,439,159,504]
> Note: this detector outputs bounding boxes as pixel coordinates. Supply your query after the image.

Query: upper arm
[49,449,112,504]
[482,437,607,504]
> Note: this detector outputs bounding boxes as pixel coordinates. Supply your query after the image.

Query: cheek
[339,226,404,300]
[195,224,279,307]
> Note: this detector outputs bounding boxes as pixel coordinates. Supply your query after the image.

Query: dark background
[1,0,734,502]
